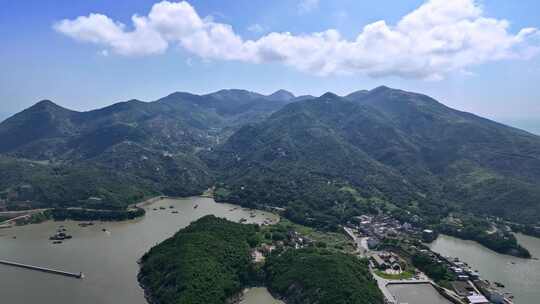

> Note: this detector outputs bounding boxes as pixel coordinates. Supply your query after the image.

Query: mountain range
[1,87,539,227]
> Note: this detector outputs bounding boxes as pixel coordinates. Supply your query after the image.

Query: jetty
[0,259,84,279]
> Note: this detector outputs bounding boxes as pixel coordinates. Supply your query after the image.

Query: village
[343,214,515,304]
[249,211,516,304]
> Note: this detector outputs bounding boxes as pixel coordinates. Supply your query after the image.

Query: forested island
[138,215,382,304]
[48,207,146,221]
[138,216,259,304]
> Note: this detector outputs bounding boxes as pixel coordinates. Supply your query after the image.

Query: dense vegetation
[0,89,293,211]
[138,216,260,304]
[411,253,456,284]
[0,156,155,210]
[139,216,382,304]
[265,248,383,304]
[208,88,540,230]
[48,207,145,221]
[2,86,540,245]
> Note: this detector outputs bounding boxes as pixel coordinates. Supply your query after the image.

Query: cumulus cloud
[54,0,539,79]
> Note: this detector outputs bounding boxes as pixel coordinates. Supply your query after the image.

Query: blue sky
[1,0,539,133]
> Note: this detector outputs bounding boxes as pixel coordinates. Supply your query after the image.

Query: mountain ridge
[1,86,540,229]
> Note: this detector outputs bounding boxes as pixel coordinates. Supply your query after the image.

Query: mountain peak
[157,91,201,104]
[267,89,295,101]
[34,99,60,108]
[344,90,369,101]
[320,92,340,99]
[370,85,394,93]
[26,100,73,114]
[207,89,264,101]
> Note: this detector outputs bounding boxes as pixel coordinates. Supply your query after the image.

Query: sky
[1,0,539,133]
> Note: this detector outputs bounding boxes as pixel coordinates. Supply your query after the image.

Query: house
[467,294,490,304]
[451,281,476,297]
[371,254,388,270]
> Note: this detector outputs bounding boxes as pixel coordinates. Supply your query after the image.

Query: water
[240,287,284,304]
[429,233,540,304]
[0,197,280,304]
[387,283,452,304]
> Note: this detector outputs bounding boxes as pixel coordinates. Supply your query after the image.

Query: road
[0,208,49,225]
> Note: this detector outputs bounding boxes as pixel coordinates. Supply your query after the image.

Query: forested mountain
[0,89,294,160]
[0,89,293,209]
[2,86,540,228]
[209,87,540,226]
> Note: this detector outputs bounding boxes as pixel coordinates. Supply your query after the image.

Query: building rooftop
[467,294,489,304]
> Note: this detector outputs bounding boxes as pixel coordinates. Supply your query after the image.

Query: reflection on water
[0,197,280,304]
[429,233,540,304]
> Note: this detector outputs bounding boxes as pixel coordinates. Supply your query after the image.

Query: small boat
[78,222,94,227]
[172,211,179,214]
[194,205,199,209]
[153,208,158,211]
[50,232,72,240]
[239,218,247,223]
[159,206,166,210]
[169,206,174,209]
[102,228,108,232]
[52,240,63,244]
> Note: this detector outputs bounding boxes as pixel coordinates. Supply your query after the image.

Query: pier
[0,259,84,279]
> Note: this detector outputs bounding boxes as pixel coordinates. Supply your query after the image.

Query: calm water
[429,234,540,304]
[387,283,451,304]
[240,287,284,304]
[0,197,280,304]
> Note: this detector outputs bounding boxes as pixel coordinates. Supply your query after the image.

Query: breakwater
[0,259,84,279]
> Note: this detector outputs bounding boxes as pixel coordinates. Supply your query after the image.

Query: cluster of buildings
[251,229,315,263]
[346,213,515,304]
[350,214,418,249]
[371,251,404,272]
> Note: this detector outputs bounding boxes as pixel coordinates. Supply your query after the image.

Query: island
[137,215,383,304]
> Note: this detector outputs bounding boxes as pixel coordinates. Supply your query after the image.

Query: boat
[194,205,199,209]
[78,222,94,227]
[169,206,174,209]
[159,206,166,210]
[172,210,179,214]
[52,240,63,244]
[49,232,72,240]
[239,218,247,223]
[494,282,505,288]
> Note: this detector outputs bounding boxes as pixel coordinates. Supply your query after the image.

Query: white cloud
[54,0,540,79]
[298,0,319,14]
